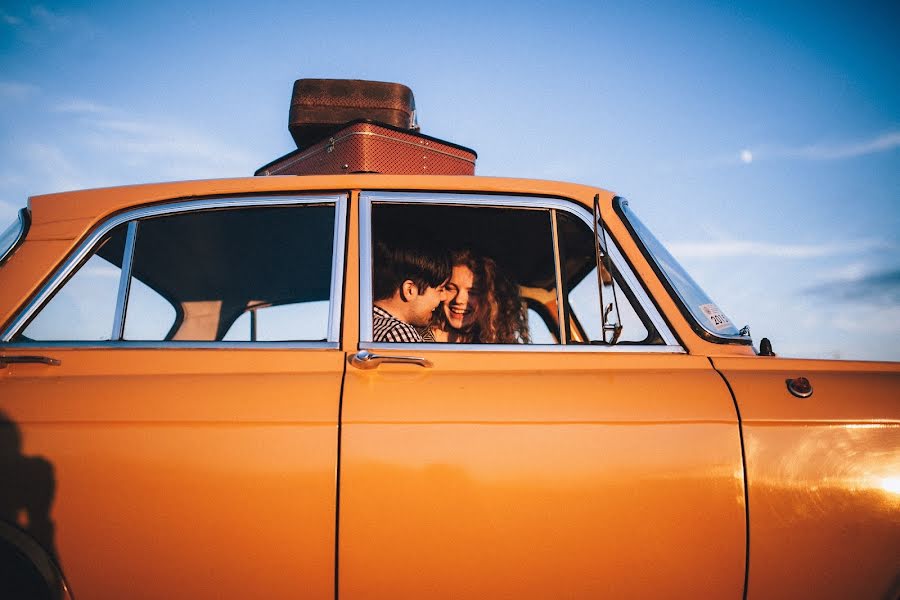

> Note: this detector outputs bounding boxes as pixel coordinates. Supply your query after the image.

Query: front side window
[370,201,556,345]
[363,193,672,349]
[8,197,342,344]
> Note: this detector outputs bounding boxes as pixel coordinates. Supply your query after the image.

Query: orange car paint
[1,175,897,599]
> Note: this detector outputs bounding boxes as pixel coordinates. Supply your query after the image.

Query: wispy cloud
[79,114,255,171]
[668,130,900,171]
[22,142,91,193]
[805,267,900,306]
[0,81,39,101]
[747,131,900,163]
[12,97,256,189]
[1,11,23,26]
[3,4,96,44]
[667,238,892,259]
[30,5,74,31]
[53,99,114,114]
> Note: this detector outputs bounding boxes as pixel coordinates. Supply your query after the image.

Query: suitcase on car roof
[289,79,418,150]
[256,119,477,176]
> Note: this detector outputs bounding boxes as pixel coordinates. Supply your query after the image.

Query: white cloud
[53,99,114,114]
[11,98,257,189]
[21,142,91,192]
[30,5,74,31]
[666,238,891,259]
[744,131,900,164]
[0,81,39,100]
[1,12,23,26]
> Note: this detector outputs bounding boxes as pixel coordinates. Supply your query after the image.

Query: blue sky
[1,1,898,360]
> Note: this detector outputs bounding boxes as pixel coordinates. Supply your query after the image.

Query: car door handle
[0,355,62,369]
[349,350,432,370]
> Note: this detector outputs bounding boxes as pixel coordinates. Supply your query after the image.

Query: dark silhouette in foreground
[0,411,64,599]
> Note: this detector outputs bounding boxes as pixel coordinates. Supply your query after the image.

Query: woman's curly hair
[433,249,530,344]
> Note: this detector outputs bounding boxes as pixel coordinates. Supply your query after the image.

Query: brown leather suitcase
[289,79,417,150]
[256,120,477,176]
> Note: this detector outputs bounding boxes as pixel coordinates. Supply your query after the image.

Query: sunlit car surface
[0,174,898,599]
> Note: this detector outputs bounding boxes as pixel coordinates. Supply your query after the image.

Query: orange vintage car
[0,81,898,600]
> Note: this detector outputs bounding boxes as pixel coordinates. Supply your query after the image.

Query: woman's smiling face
[443,264,481,330]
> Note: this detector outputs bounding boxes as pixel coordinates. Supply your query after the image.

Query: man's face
[407,280,447,327]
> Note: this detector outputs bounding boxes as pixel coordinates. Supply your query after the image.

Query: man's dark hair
[373,241,451,301]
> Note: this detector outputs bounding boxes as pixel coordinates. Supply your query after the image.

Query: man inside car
[372,241,450,342]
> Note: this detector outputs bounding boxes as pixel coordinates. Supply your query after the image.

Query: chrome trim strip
[0,341,340,350]
[359,198,374,342]
[358,192,681,349]
[0,208,29,265]
[359,342,685,354]
[2,194,345,342]
[110,220,138,340]
[327,196,348,343]
[549,209,566,344]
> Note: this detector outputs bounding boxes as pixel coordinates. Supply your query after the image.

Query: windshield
[616,198,747,343]
[0,209,28,265]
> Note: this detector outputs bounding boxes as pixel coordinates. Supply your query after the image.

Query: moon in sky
[740,149,753,163]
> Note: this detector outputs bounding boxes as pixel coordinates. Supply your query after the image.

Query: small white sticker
[699,303,732,331]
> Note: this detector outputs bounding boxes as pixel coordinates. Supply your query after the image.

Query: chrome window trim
[358,191,680,350]
[1,194,347,344]
[0,208,30,265]
[360,342,684,354]
[0,341,340,350]
[328,197,348,343]
[110,221,138,340]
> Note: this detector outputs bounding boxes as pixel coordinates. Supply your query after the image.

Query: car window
[364,193,667,348]
[557,211,656,344]
[19,224,127,341]
[370,201,558,344]
[11,199,340,343]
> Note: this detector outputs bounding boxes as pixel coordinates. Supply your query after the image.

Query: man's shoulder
[373,306,423,343]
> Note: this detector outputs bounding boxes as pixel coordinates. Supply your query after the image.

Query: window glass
[371,203,558,344]
[526,307,556,344]
[557,211,657,344]
[0,209,28,265]
[618,200,741,340]
[223,301,331,341]
[124,204,335,341]
[17,224,127,341]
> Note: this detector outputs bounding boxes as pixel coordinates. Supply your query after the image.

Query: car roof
[25,174,613,234]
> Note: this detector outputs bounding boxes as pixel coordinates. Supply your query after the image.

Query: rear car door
[0,193,347,599]
[338,191,748,598]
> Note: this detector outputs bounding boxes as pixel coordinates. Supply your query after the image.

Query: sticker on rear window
[699,303,732,331]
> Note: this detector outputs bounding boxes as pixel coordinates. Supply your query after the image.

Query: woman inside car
[427,249,530,344]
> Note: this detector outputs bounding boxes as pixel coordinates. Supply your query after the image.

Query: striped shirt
[373,306,424,343]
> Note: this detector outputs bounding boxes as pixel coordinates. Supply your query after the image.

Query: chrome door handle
[0,355,62,369]
[349,350,432,370]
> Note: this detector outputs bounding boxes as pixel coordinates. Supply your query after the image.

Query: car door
[338,191,747,598]
[0,193,347,599]
[713,356,900,600]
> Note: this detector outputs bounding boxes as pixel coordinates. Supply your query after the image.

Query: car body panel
[713,357,900,600]
[0,348,342,598]
[0,175,896,599]
[339,350,747,598]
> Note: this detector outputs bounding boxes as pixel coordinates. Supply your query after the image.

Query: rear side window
[9,197,342,343]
